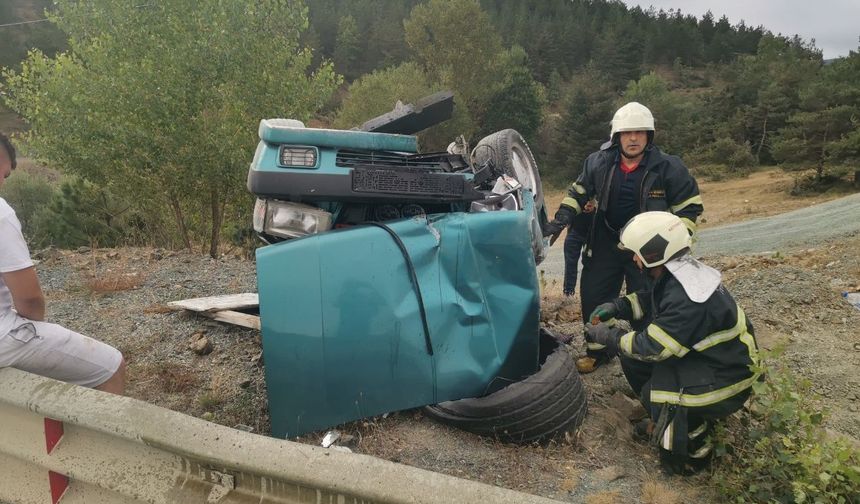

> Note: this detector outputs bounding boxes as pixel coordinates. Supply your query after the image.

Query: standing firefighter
[586,211,760,473]
[544,102,703,370]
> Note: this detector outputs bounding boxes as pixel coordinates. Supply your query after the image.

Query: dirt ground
[30,171,860,503]
[543,168,851,230]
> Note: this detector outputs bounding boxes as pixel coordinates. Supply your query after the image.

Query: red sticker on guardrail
[44,418,64,454]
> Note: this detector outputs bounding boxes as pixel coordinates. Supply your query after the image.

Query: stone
[593,465,625,483]
[188,332,213,355]
[251,351,263,364]
[201,412,215,421]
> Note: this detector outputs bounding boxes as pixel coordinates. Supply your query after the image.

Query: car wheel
[424,334,588,444]
[473,129,548,264]
[473,129,545,212]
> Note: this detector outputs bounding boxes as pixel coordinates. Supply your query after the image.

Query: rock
[188,332,213,355]
[575,357,597,374]
[593,465,625,483]
[234,424,254,432]
[201,412,215,421]
[239,379,251,389]
[107,251,120,259]
[76,246,91,254]
[251,351,264,367]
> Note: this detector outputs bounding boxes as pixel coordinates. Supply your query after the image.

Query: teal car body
[257,196,541,438]
[249,94,547,438]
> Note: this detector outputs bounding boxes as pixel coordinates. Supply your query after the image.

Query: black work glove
[585,323,624,357]
[542,205,575,238]
[588,300,622,325]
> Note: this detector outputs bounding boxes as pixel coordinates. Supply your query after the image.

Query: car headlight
[278,146,318,168]
[253,199,333,239]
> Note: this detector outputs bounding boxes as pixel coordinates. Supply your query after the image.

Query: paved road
[539,191,860,280]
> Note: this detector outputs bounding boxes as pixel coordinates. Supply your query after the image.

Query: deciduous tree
[2,0,340,257]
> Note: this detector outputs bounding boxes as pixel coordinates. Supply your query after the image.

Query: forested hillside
[0,0,858,253]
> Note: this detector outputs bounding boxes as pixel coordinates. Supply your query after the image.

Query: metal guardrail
[0,368,563,504]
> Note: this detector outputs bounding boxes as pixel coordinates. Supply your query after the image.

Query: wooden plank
[167,293,258,313]
[208,310,261,330]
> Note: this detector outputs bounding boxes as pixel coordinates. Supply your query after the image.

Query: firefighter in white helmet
[543,102,704,371]
[586,211,760,474]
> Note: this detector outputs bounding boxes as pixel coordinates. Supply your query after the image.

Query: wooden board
[167,293,259,313]
[167,293,260,330]
[208,310,261,330]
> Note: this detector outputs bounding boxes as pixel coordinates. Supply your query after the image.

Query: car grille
[336,149,441,171]
[352,168,467,197]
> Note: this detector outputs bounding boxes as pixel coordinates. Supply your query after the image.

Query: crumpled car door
[256,198,542,438]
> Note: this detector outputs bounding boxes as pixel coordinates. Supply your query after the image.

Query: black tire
[473,129,548,264]
[424,341,588,444]
[473,129,544,212]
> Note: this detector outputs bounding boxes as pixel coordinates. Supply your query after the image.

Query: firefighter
[585,211,760,474]
[543,102,703,370]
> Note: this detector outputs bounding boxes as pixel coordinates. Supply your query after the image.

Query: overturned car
[248,92,587,443]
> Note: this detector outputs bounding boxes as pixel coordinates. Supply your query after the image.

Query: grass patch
[710,350,860,503]
[84,271,146,293]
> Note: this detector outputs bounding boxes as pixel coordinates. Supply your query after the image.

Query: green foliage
[334,62,436,129]
[478,47,544,144]
[621,72,702,155]
[404,0,504,131]
[2,0,340,257]
[719,35,822,164]
[591,19,643,89]
[545,67,616,185]
[333,15,361,80]
[0,166,54,236]
[690,137,757,180]
[31,177,142,248]
[710,351,860,503]
[772,46,860,183]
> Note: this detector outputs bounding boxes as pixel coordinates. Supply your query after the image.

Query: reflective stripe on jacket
[615,273,760,409]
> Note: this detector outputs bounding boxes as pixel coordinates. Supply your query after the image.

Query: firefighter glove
[585,323,623,357]
[542,206,575,238]
[589,300,622,325]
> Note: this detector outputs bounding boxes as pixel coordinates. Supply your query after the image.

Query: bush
[31,177,146,249]
[0,167,55,239]
[691,137,758,180]
[710,351,860,503]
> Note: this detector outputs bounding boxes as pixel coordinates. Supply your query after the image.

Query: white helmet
[619,211,691,268]
[610,102,655,138]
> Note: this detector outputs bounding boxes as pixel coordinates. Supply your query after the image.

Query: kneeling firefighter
[585,211,761,473]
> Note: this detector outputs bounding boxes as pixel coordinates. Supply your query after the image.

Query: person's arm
[618,288,705,362]
[665,158,704,236]
[2,267,45,321]
[544,154,599,238]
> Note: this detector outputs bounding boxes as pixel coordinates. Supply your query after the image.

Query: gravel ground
[31,231,860,503]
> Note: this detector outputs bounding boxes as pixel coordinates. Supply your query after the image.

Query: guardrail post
[44,418,68,504]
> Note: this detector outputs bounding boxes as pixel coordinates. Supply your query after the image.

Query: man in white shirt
[0,133,125,394]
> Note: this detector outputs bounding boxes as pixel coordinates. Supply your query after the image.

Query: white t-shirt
[0,198,35,337]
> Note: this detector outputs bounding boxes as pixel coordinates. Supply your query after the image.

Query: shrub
[0,166,56,239]
[32,177,136,248]
[710,350,860,503]
[691,137,757,180]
